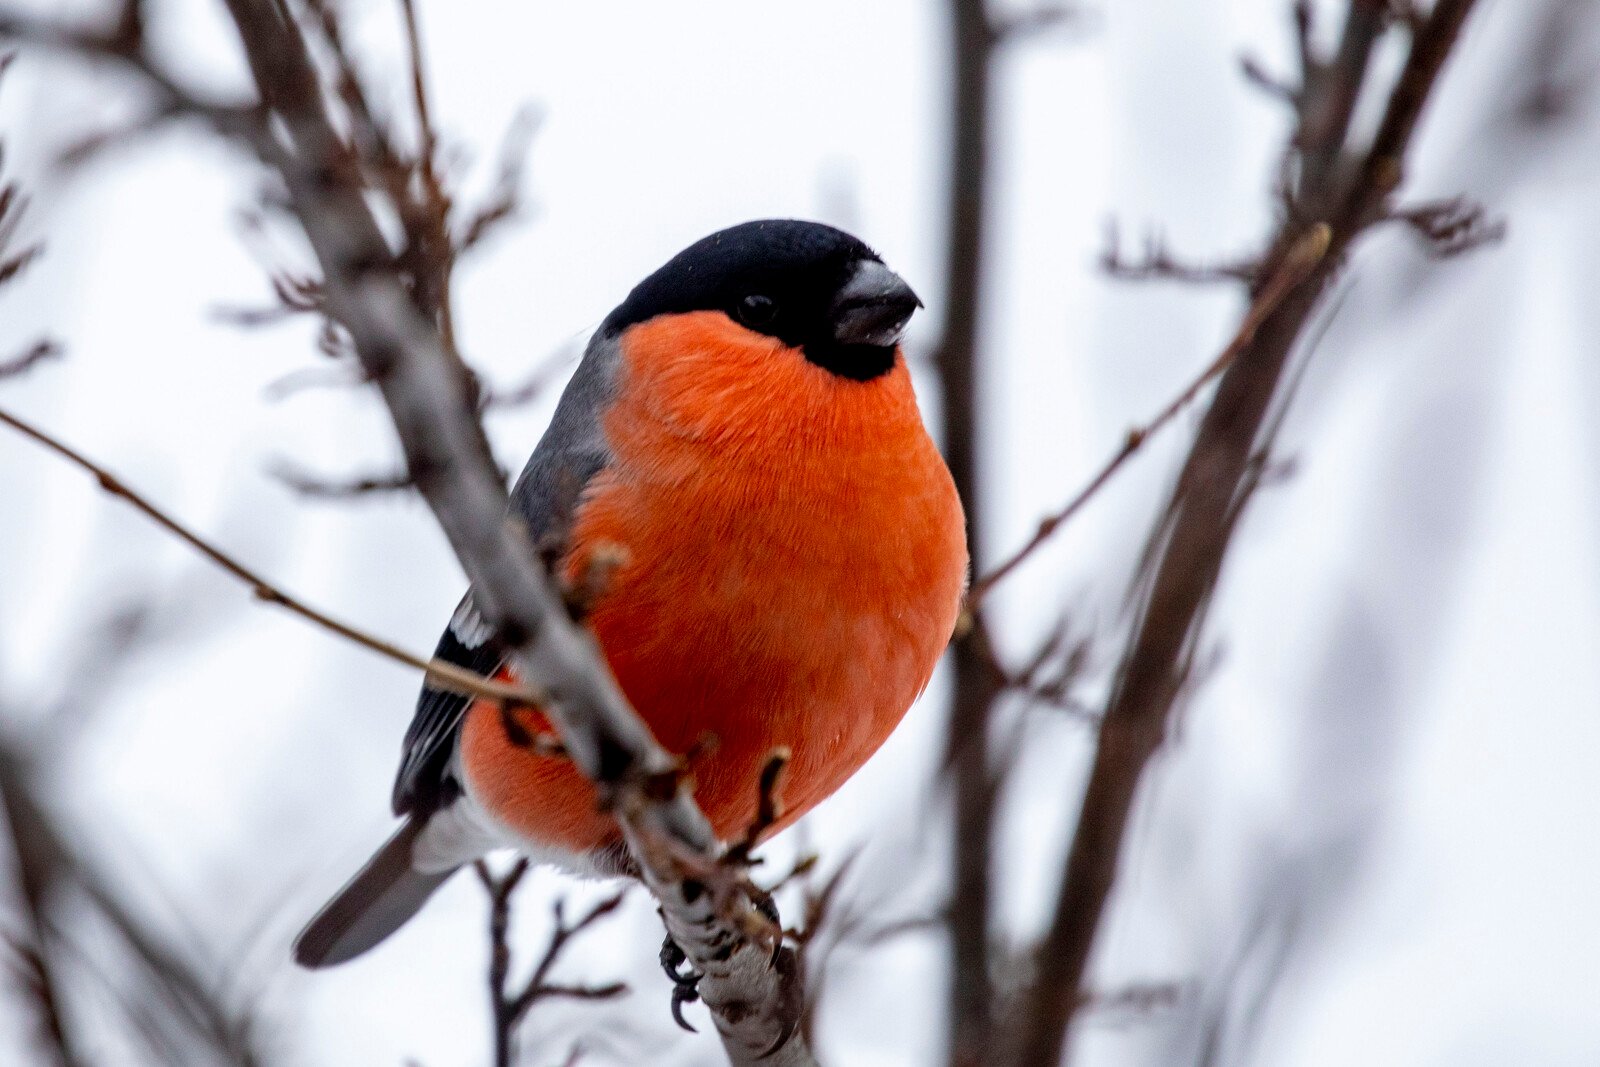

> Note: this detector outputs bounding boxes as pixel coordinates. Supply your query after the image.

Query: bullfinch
[295,219,968,968]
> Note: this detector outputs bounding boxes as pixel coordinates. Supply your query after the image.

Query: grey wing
[390,330,622,816]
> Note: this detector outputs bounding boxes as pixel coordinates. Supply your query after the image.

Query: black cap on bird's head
[602,219,922,382]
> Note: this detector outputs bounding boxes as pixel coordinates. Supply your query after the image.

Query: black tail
[294,818,457,968]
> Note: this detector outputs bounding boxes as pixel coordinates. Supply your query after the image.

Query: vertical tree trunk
[938,3,1000,1065]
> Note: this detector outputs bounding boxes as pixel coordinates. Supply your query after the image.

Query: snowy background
[0,0,1597,1064]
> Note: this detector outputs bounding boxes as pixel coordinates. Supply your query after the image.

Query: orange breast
[461,312,967,852]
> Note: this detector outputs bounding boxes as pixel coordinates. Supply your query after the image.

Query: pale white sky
[0,0,1596,1064]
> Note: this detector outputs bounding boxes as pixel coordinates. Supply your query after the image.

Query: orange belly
[460,313,967,853]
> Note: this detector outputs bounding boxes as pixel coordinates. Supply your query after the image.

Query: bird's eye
[737,294,778,328]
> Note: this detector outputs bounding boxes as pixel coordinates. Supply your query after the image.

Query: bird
[294,219,968,969]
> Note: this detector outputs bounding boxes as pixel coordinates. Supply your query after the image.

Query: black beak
[831,260,922,347]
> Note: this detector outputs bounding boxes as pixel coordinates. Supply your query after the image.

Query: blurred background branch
[934,3,1001,1064]
[1010,4,1483,1065]
[476,860,627,1067]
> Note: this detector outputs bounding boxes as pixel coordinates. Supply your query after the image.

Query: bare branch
[270,459,414,499]
[1238,52,1299,107]
[212,274,324,328]
[936,3,1003,1061]
[987,2,1086,47]
[0,62,56,378]
[1384,0,1428,33]
[761,853,819,898]
[475,860,628,1067]
[1011,4,1483,1063]
[1515,0,1596,126]
[0,798,79,1067]
[0,405,539,709]
[259,362,362,402]
[509,893,629,1018]
[967,223,1331,606]
[1100,220,1259,285]
[1387,195,1505,257]
[1292,0,1316,85]
[998,617,1097,720]
[456,107,539,257]
[0,235,39,285]
[0,339,59,379]
[0,742,268,1067]
[1076,980,1185,1016]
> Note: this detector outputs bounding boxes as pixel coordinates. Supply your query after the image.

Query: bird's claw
[658,893,785,1032]
[670,979,702,1033]
[659,934,702,1033]
[751,887,781,925]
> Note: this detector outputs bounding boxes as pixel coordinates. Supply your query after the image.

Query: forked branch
[477,861,627,1067]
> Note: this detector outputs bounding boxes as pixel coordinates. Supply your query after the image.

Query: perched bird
[295,219,968,968]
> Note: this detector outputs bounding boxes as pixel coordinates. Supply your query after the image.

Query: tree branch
[476,861,626,1067]
[269,458,415,499]
[0,786,79,1067]
[0,405,539,710]
[1011,3,1482,1063]
[0,57,56,379]
[0,339,59,378]
[937,2,1001,1064]
[1099,220,1259,285]
[0,743,268,1066]
[967,224,1330,607]
[1386,195,1505,258]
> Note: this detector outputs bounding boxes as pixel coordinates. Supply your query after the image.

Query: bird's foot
[659,934,702,1033]
[657,893,784,1031]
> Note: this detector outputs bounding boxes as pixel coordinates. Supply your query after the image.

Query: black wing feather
[389,333,619,817]
[391,606,506,815]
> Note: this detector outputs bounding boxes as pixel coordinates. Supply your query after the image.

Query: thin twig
[0,60,55,381]
[479,858,526,1067]
[456,106,539,257]
[482,341,579,411]
[391,0,459,358]
[967,222,1332,606]
[1386,195,1505,258]
[761,853,820,897]
[994,615,1097,720]
[270,460,414,499]
[510,894,628,1017]
[987,2,1085,46]
[0,339,59,378]
[1100,221,1259,285]
[0,789,79,1067]
[0,405,540,709]
[475,861,626,1067]
[1239,52,1299,107]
